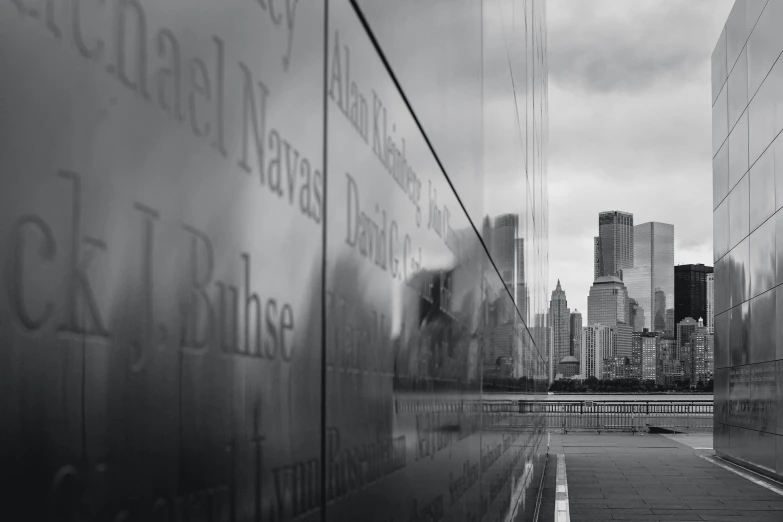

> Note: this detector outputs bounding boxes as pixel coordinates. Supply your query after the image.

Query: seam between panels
[714,201,781,267]
[319,1,329,520]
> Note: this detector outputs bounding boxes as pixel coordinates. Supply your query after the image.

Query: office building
[550,280,571,377]
[570,310,583,361]
[0,0,551,516]
[582,325,614,379]
[713,1,783,478]
[657,337,684,386]
[638,330,659,382]
[595,211,634,278]
[634,222,675,332]
[587,276,632,358]
[690,319,714,385]
[706,273,715,334]
[676,317,699,362]
[675,264,714,325]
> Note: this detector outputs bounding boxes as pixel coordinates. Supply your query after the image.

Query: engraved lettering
[114,0,150,99]
[72,0,105,59]
[11,215,56,331]
[154,28,183,119]
[181,224,215,352]
[237,62,270,183]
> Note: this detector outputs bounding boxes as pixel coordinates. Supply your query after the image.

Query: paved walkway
[538,432,783,521]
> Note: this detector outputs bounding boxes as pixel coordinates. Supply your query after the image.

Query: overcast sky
[547,0,734,317]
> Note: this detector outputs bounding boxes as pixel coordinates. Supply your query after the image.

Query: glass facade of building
[595,211,634,278]
[0,0,550,518]
[621,265,652,331]
[674,264,714,326]
[713,0,783,481]
[581,325,613,379]
[634,222,675,333]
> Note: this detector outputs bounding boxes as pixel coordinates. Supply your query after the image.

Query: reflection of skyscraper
[627,299,645,332]
[515,238,526,318]
[634,222,674,333]
[549,280,571,377]
[664,309,675,338]
[654,289,666,331]
[492,214,518,284]
[595,211,634,278]
[620,266,651,330]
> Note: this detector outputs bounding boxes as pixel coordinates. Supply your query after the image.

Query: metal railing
[479,399,713,433]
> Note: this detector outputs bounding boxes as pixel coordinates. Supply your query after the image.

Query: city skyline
[547,0,733,316]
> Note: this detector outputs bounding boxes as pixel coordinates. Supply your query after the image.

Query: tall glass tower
[595,211,634,278]
[634,222,675,333]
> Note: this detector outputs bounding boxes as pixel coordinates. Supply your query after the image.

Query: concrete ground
[537,432,783,521]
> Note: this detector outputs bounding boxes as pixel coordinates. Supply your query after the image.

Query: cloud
[547,0,734,316]
[548,0,732,93]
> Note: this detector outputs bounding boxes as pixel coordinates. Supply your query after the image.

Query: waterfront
[544,394,713,402]
[486,393,714,402]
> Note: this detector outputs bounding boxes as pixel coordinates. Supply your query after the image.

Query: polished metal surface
[713,0,783,482]
[0,0,549,520]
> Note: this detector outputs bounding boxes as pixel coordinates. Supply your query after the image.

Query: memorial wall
[712,0,783,480]
[0,1,550,520]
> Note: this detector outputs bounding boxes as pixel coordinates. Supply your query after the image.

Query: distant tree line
[548,377,714,393]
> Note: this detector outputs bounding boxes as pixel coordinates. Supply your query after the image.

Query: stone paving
[538,432,783,521]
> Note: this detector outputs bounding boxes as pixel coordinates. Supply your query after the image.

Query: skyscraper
[634,222,674,333]
[549,280,571,377]
[581,325,613,379]
[689,318,714,385]
[595,211,634,278]
[587,276,632,359]
[674,264,714,326]
[570,310,583,361]
[706,273,714,334]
